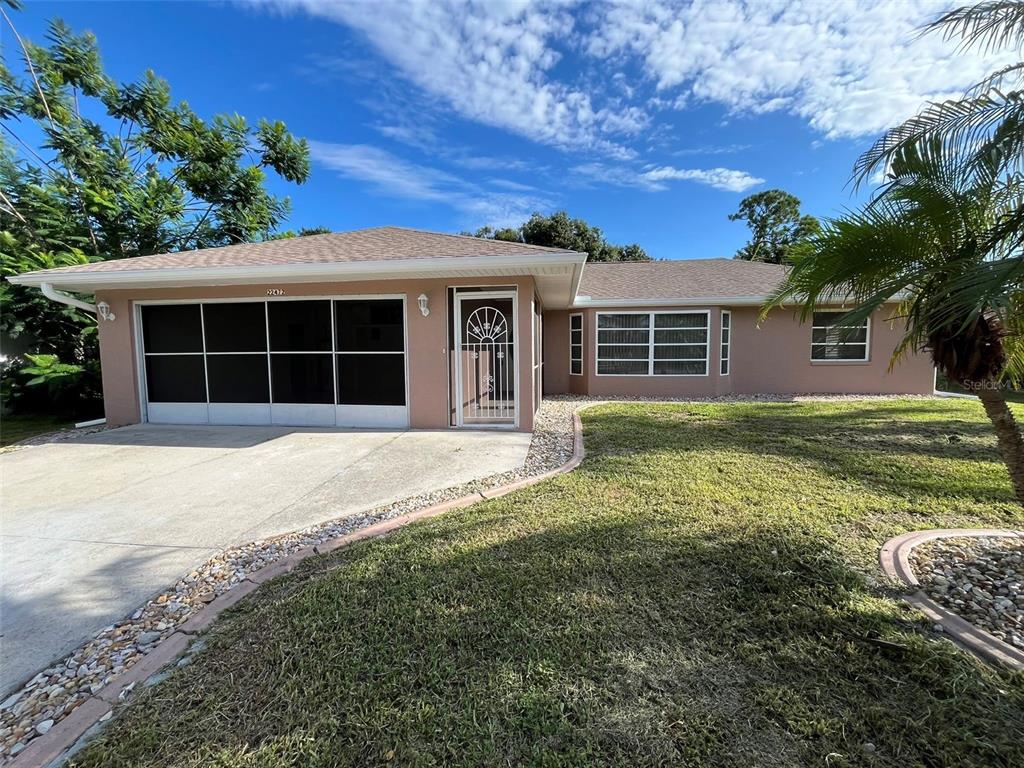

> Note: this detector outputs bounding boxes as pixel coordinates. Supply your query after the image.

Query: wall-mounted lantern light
[97,301,116,322]
[417,293,430,317]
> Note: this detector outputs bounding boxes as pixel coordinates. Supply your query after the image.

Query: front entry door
[455,293,516,427]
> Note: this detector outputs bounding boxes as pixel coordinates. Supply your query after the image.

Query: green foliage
[467,211,651,261]
[0,9,310,417]
[728,189,820,264]
[267,226,333,240]
[20,352,82,386]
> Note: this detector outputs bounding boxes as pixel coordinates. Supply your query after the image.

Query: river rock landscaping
[910,535,1024,650]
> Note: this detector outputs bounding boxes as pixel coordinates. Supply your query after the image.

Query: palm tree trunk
[976,382,1024,505]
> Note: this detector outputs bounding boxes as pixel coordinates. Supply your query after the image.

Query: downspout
[40,282,97,314]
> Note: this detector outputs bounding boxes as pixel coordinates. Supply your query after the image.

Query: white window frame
[720,310,731,376]
[594,310,710,377]
[569,312,583,376]
[810,310,871,363]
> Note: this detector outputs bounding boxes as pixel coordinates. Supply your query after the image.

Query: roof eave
[10,252,588,291]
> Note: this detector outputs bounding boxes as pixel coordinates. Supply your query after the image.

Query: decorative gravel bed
[910,535,1024,650]
[0,393,944,761]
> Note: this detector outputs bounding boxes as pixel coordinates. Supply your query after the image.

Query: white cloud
[258,0,643,154]
[571,161,762,193]
[642,165,764,192]
[585,0,1017,139]
[308,141,552,227]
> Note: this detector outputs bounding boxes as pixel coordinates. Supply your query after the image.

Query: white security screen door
[455,294,516,427]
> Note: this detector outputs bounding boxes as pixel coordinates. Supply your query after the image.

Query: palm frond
[854,91,1024,185]
[926,1,1024,54]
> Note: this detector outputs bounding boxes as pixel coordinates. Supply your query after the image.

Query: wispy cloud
[571,161,762,193]
[309,141,553,227]
[642,166,764,193]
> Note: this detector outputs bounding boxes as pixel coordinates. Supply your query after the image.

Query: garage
[137,296,408,428]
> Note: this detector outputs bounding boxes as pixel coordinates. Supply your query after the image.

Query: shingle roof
[578,259,787,301]
[20,226,580,276]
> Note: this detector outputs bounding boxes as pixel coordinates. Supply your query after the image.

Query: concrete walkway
[0,424,531,695]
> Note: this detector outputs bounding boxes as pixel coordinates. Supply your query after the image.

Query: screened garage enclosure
[138,297,408,428]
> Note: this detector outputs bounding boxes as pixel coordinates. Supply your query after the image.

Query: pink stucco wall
[95,276,537,431]
[541,304,935,397]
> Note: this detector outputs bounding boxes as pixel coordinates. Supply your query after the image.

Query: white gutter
[41,282,96,314]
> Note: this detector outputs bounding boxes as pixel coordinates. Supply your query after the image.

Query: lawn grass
[0,414,73,447]
[70,400,1024,768]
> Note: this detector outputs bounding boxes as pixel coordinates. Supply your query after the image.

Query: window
[720,310,731,376]
[811,311,869,361]
[569,313,583,376]
[596,312,708,376]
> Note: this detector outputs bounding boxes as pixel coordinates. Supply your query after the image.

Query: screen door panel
[457,296,515,426]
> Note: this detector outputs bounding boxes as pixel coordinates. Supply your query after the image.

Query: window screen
[569,313,583,376]
[206,355,270,403]
[202,303,267,353]
[142,305,203,353]
[337,354,405,405]
[335,299,404,351]
[596,312,708,375]
[145,355,206,402]
[811,311,869,361]
[268,301,332,351]
[270,354,334,404]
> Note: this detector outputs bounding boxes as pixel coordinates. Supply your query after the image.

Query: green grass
[0,414,73,447]
[71,400,1024,768]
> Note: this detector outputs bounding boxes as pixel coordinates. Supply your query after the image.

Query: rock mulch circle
[909,535,1024,650]
[0,393,942,762]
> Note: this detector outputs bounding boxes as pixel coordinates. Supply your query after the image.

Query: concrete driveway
[0,424,530,695]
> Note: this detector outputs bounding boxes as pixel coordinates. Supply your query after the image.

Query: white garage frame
[133,294,410,428]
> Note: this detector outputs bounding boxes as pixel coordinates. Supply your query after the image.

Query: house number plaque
[266,288,285,296]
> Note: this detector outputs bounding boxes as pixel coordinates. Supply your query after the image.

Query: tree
[729,189,820,264]
[0,10,310,415]
[468,211,650,262]
[767,2,1024,503]
[268,226,333,240]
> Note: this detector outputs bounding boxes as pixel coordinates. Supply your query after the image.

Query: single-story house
[11,226,936,432]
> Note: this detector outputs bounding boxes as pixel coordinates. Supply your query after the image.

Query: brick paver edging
[879,528,1024,671]
[10,414,586,768]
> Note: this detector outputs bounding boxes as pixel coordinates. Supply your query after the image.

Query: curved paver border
[879,528,1024,671]
[8,414,585,768]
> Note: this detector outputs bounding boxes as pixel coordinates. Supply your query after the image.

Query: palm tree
[768,137,1024,501]
[768,2,1024,503]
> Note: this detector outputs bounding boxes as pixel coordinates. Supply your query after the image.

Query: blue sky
[11,1,1014,260]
